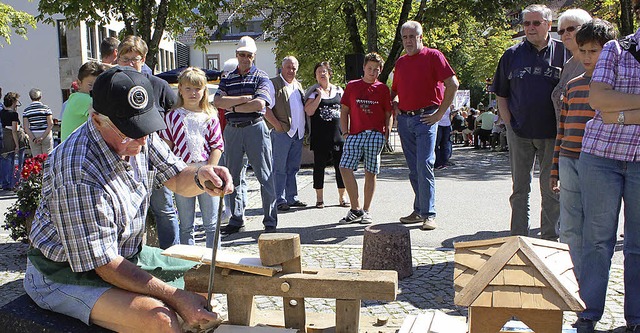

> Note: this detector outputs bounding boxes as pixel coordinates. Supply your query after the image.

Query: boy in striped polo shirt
[549,19,617,281]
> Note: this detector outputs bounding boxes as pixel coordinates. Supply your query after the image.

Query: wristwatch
[194,165,205,190]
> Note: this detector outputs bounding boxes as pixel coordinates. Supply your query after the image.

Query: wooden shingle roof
[453,236,584,312]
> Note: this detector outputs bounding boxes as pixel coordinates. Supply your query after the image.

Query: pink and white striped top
[160,107,224,163]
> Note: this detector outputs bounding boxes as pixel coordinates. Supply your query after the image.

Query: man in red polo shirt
[338,52,393,224]
[392,20,459,231]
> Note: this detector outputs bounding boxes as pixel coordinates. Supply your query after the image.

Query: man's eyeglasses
[236,52,254,59]
[523,20,545,27]
[118,56,143,64]
[107,122,134,144]
[558,25,580,35]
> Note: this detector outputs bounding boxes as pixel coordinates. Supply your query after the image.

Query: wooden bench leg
[227,294,255,326]
[283,296,306,329]
[336,299,360,333]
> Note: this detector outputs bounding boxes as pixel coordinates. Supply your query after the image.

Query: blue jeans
[397,113,437,217]
[220,152,248,224]
[271,130,303,205]
[0,149,25,189]
[558,156,584,278]
[505,126,559,240]
[150,186,180,249]
[223,120,277,228]
[578,152,640,325]
[175,192,220,248]
[435,125,452,168]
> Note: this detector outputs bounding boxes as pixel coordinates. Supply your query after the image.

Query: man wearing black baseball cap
[25,66,233,331]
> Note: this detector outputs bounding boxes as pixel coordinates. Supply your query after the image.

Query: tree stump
[361,223,413,279]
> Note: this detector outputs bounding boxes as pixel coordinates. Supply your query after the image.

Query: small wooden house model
[453,236,584,333]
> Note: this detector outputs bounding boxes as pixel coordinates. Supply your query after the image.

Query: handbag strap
[619,36,640,63]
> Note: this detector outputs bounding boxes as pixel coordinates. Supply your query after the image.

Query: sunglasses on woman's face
[558,25,580,35]
[523,20,544,27]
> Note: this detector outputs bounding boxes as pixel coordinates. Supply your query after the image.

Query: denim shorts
[339,130,384,174]
[23,259,111,325]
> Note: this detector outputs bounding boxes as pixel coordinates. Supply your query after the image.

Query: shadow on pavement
[222,223,371,246]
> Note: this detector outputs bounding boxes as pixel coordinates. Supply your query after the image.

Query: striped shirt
[582,32,640,162]
[551,75,595,179]
[215,65,272,122]
[160,107,224,164]
[22,101,52,134]
[29,120,186,272]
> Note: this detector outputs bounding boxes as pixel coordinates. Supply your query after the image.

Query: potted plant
[3,154,47,243]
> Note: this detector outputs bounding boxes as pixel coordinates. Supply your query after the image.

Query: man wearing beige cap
[214,36,277,235]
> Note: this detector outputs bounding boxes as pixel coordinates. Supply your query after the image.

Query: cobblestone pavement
[0,232,627,332]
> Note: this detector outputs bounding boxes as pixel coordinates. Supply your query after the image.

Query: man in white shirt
[265,56,307,211]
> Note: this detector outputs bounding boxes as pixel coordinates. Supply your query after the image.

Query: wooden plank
[489,270,505,286]
[469,244,501,257]
[398,315,417,333]
[519,238,585,311]
[520,286,544,309]
[454,250,487,272]
[472,287,493,307]
[453,236,513,249]
[468,306,512,333]
[455,237,521,306]
[492,285,522,308]
[410,312,434,333]
[162,245,282,276]
[453,270,475,290]
[503,265,535,286]
[215,325,297,332]
[429,310,468,333]
[185,266,397,301]
[282,257,305,330]
[525,237,570,250]
[227,294,255,326]
[336,299,360,333]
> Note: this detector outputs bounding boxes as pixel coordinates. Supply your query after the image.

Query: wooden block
[162,245,282,276]
[492,285,522,308]
[336,299,360,333]
[227,294,255,326]
[184,266,397,301]
[454,250,488,272]
[468,306,511,333]
[283,297,306,330]
[259,233,301,266]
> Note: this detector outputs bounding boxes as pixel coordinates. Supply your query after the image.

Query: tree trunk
[343,2,365,54]
[366,0,378,53]
[619,0,634,36]
[379,0,413,83]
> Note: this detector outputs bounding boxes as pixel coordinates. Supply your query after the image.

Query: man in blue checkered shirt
[25,67,233,331]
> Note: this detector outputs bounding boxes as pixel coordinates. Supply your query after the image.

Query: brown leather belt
[228,116,264,128]
[400,105,439,116]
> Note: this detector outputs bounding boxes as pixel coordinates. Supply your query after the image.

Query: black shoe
[277,203,290,211]
[288,200,307,207]
[263,226,277,233]
[573,318,595,333]
[221,224,245,235]
[627,325,640,333]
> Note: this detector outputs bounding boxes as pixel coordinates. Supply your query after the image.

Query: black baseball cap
[92,66,166,139]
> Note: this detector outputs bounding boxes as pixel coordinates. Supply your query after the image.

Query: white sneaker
[339,209,364,224]
[400,211,422,224]
[422,216,437,230]
[361,211,373,224]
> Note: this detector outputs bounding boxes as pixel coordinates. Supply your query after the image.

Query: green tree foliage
[37,0,228,71]
[235,0,523,106]
[571,0,638,36]
[0,2,36,47]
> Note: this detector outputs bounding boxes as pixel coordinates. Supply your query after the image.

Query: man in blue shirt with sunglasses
[492,4,568,241]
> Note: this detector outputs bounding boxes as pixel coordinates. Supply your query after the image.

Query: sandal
[339,199,350,207]
[315,201,324,208]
